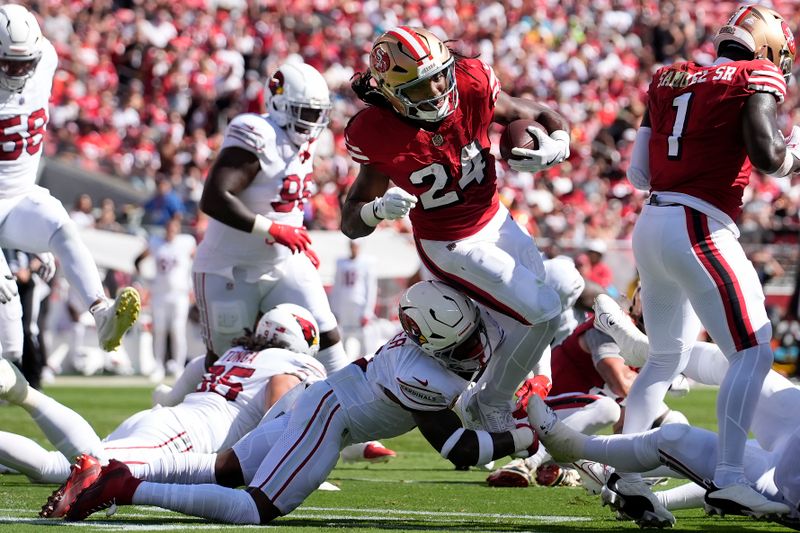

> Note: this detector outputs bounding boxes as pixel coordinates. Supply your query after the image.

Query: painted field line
[298,506,590,522]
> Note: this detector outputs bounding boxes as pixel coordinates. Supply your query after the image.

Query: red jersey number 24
[409,140,487,209]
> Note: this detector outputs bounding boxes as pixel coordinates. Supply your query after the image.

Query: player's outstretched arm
[200,147,262,232]
[341,164,395,238]
[743,93,800,176]
[412,408,535,469]
[493,91,569,133]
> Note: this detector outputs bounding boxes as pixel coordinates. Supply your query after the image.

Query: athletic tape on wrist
[360,199,383,227]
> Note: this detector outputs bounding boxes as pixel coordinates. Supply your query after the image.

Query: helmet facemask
[0,56,39,91]
[393,58,458,122]
[429,318,492,373]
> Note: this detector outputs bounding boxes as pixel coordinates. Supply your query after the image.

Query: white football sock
[0,431,70,483]
[134,482,261,524]
[128,453,217,484]
[655,482,707,510]
[581,428,663,472]
[316,340,349,373]
[22,387,107,463]
[479,316,559,406]
[48,223,106,308]
[714,343,772,487]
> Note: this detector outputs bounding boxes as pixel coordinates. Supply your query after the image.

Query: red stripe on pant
[104,431,188,450]
[414,237,531,325]
[683,208,757,351]
[259,389,334,489]
[270,404,341,501]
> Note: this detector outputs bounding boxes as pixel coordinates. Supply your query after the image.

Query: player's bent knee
[215,450,245,488]
[516,284,562,326]
[246,487,282,524]
[586,396,621,427]
[658,422,692,447]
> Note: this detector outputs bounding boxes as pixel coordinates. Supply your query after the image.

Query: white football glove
[33,253,56,282]
[0,275,17,304]
[508,128,570,172]
[375,187,418,220]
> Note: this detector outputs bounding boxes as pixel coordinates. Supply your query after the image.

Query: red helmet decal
[292,314,317,346]
[400,311,427,345]
[371,47,390,73]
[782,21,796,55]
[268,70,285,95]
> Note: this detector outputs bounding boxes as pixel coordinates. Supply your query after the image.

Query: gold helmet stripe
[387,26,432,63]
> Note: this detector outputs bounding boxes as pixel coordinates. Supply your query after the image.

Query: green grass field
[0,385,790,532]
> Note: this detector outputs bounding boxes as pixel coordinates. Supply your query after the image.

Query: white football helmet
[0,4,43,92]
[255,303,320,357]
[266,61,331,146]
[399,281,490,373]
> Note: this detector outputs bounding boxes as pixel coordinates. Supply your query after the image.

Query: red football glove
[266,223,311,253]
[304,248,320,269]
[512,375,552,419]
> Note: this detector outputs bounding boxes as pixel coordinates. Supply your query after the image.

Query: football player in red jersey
[341,26,570,433]
[623,4,798,518]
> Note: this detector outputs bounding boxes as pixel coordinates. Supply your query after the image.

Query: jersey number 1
[667,93,693,160]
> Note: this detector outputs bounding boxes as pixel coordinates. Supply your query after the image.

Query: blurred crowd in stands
[16,0,800,374]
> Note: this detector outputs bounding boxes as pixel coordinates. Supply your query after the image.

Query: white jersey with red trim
[326,332,470,443]
[180,346,327,451]
[193,113,318,279]
[0,38,57,199]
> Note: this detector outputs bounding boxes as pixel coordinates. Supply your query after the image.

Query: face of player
[0,57,39,87]
[401,70,450,111]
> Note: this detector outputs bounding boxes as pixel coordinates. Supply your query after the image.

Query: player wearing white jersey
[193,61,347,375]
[136,218,196,378]
[0,304,326,518]
[329,240,377,358]
[61,282,541,524]
[0,5,139,352]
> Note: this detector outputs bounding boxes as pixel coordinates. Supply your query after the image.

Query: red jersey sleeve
[742,59,787,103]
[456,58,501,114]
[344,107,393,166]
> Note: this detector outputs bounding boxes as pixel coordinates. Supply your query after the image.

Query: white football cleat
[573,459,614,495]
[0,359,28,405]
[704,483,791,518]
[91,287,140,352]
[486,458,533,488]
[458,386,516,433]
[601,472,675,528]
[317,481,340,491]
[526,396,580,462]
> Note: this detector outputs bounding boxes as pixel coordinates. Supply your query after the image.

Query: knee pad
[659,422,692,446]
[529,283,562,325]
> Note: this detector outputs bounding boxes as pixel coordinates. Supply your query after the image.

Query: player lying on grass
[488,287,688,489]
[0,303,326,517]
[59,281,544,524]
[527,294,798,528]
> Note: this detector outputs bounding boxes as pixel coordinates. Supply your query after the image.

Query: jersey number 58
[0,108,47,161]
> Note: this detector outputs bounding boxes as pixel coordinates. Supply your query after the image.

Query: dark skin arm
[199,147,262,231]
[412,407,519,468]
[493,91,570,132]
[742,92,800,174]
[341,164,391,239]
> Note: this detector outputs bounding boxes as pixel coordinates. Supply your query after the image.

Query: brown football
[499,119,547,161]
